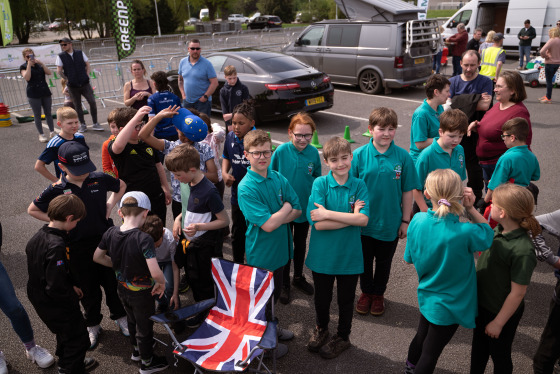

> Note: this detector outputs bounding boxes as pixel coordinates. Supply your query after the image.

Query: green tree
[134,0,180,35]
[10,0,42,44]
[257,0,294,23]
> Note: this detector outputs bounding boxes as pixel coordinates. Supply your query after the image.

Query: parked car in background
[167,51,334,122]
[282,19,440,94]
[48,19,62,31]
[187,17,200,25]
[249,12,261,22]
[247,15,283,30]
[228,14,249,23]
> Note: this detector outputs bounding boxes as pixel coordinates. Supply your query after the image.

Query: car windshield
[253,56,308,73]
[269,17,281,22]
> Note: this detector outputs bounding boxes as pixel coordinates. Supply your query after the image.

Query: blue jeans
[480,163,497,191]
[545,64,560,100]
[157,261,176,309]
[182,99,212,117]
[433,51,443,73]
[0,260,34,343]
[519,45,531,68]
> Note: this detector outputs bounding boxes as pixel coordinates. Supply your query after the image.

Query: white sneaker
[0,351,7,374]
[91,123,104,131]
[115,316,130,337]
[87,325,101,349]
[39,134,48,143]
[78,123,87,133]
[26,345,55,368]
[49,131,55,138]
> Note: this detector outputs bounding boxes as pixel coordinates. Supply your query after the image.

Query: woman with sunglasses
[123,59,155,109]
[20,48,54,143]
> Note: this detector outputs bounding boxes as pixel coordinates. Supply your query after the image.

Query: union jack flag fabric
[177,258,274,371]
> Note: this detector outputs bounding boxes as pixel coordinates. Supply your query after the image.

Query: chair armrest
[150,298,215,324]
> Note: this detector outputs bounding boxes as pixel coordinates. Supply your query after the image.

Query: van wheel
[359,70,382,94]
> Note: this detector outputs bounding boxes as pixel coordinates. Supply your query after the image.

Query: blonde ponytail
[424,169,464,218]
[493,183,541,236]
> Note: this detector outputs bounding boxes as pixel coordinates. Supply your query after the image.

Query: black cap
[58,141,96,175]
[494,33,505,41]
[59,37,72,43]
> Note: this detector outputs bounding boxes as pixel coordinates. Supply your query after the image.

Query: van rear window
[359,25,391,48]
[326,25,361,47]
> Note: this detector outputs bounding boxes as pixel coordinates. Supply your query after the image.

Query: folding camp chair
[151,257,279,373]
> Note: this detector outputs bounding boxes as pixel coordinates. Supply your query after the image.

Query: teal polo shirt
[404,210,494,328]
[238,167,301,271]
[488,145,540,191]
[306,172,369,275]
[351,140,421,241]
[410,99,444,164]
[416,138,467,208]
[271,142,321,223]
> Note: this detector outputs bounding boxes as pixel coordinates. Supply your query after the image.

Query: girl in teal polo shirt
[271,113,321,304]
[404,169,493,374]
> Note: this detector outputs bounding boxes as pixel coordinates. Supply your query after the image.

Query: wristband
[402,220,410,224]
[203,94,208,99]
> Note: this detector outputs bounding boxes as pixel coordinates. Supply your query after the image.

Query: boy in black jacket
[26,194,97,374]
[219,65,250,131]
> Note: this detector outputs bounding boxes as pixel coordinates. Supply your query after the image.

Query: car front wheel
[358,69,382,95]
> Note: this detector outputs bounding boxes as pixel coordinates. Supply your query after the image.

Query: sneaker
[307,327,330,353]
[277,326,294,341]
[78,123,87,132]
[405,361,416,374]
[264,343,288,359]
[49,131,55,138]
[319,334,351,359]
[39,134,48,143]
[26,345,55,368]
[116,316,130,337]
[356,293,373,315]
[516,66,524,70]
[132,341,157,362]
[279,286,290,305]
[371,295,385,316]
[58,358,97,374]
[178,275,190,293]
[140,354,168,374]
[92,123,104,131]
[0,351,8,374]
[292,276,314,295]
[540,97,552,103]
[87,325,101,349]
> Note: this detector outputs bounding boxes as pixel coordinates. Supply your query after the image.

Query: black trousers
[283,221,310,287]
[184,233,217,302]
[148,191,167,227]
[231,204,247,264]
[265,266,284,321]
[359,235,398,295]
[28,290,89,374]
[407,313,459,374]
[460,132,484,201]
[470,305,524,374]
[533,279,560,374]
[117,286,155,360]
[67,83,98,124]
[70,236,126,327]
[312,271,359,340]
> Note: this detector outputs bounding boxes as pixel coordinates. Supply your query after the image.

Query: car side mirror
[294,38,302,46]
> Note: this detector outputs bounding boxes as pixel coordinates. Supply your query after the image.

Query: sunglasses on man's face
[189,47,201,50]
[60,44,68,47]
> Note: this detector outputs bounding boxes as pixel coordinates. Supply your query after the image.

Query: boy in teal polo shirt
[306,137,369,359]
[484,117,540,203]
[351,107,420,317]
[409,75,450,164]
[237,129,301,355]
[414,109,468,212]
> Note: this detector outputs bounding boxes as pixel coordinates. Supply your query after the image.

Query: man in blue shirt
[177,39,218,117]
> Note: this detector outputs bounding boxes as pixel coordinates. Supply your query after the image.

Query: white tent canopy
[335,0,422,21]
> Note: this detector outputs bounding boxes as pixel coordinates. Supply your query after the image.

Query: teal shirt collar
[426,208,460,222]
[326,170,352,188]
[246,165,271,183]
[505,145,529,154]
[368,139,395,156]
[432,137,458,156]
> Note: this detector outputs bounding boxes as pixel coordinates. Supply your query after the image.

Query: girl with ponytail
[471,183,539,373]
[404,169,493,373]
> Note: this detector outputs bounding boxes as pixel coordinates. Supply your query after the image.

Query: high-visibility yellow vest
[480,46,505,78]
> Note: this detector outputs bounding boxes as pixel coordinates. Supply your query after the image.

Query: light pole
[44,0,51,23]
[154,0,162,36]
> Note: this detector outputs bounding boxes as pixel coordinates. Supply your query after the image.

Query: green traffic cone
[362,129,372,137]
[343,125,356,143]
[89,71,97,79]
[116,64,121,76]
[267,132,277,151]
[310,130,322,149]
[48,79,54,88]
[53,71,60,79]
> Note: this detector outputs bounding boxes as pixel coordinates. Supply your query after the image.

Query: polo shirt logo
[130,149,138,155]
[146,148,154,156]
[236,89,242,96]
[459,154,464,168]
[307,162,314,175]
[278,188,283,203]
[393,164,402,180]
[349,195,356,213]
[63,189,72,195]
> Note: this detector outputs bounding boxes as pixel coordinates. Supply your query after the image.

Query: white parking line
[335,88,423,105]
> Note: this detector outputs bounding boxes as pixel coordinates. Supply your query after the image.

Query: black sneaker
[84,357,97,371]
[319,334,351,359]
[140,355,168,374]
[131,348,141,362]
[279,286,290,304]
[292,276,314,295]
[307,327,329,353]
[178,275,190,293]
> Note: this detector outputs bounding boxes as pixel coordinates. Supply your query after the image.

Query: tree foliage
[257,0,294,23]
[133,0,180,35]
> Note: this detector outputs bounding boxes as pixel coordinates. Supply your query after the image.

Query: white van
[200,8,209,19]
[441,0,560,50]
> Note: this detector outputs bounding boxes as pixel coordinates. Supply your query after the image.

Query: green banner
[0,0,13,46]
[111,0,135,60]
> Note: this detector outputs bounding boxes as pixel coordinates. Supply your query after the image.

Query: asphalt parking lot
[1,57,559,373]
